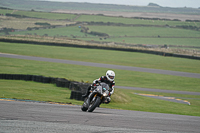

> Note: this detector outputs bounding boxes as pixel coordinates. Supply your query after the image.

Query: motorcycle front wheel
[81,98,88,112]
[88,96,101,112]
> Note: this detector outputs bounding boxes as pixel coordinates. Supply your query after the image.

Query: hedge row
[5,13,29,18]
[0,74,90,101]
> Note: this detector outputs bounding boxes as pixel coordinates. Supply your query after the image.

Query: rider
[83,70,115,104]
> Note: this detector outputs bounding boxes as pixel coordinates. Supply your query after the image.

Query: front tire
[88,96,101,112]
[81,98,88,112]
[81,105,88,112]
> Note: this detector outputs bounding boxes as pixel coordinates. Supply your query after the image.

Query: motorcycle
[81,83,111,112]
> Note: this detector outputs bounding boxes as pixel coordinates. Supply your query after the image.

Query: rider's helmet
[106,70,115,82]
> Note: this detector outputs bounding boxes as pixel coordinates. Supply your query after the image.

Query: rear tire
[88,96,101,112]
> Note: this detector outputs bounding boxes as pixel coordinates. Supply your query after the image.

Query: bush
[89,31,109,37]
[35,22,51,26]
[5,13,27,18]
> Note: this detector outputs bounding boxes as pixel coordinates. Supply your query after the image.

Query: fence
[0,74,90,101]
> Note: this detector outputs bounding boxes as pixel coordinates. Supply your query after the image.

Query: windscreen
[100,83,110,91]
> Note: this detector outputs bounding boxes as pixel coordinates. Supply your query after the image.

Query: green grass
[1,42,200,73]
[0,80,199,116]
[76,14,200,27]
[0,9,13,15]
[10,26,93,37]
[2,8,200,27]
[13,10,77,20]
[81,36,200,46]
[10,25,200,38]
[0,17,75,30]
[9,24,200,47]
[0,57,200,92]
[87,26,200,37]
[1,8,199,48]
[0,80,81,105]
[107,89,200,116]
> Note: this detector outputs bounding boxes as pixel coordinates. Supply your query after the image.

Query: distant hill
[148,3,160,7]
[0,0,200,15]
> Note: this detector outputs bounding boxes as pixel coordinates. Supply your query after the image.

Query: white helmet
[106,70,115,82]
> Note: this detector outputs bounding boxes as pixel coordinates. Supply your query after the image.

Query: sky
[43,0,200,8]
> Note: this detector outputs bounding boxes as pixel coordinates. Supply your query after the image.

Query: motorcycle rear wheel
[88,96,101,112]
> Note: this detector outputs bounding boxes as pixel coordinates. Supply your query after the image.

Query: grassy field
[86,26,200,37]
[0,9,13,15]
[2,9,200,26]
[13,10,77,20]
[1,8,200,50]
[10,26,93,37]
[0,79,200,116]
[76,14,200,27]
[0,56,200,92]
[1,40,200,117]
[81,36,200,46]
[9,25,200,47]
[1,42,200,73]
[9,22,200,38]
[0,16,75,30]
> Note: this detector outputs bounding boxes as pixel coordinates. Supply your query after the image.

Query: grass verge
[1,57,200,92]
[0,80,199,116]
[1,42,200,73]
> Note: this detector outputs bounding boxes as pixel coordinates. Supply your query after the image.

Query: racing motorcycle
[81,83,111,112]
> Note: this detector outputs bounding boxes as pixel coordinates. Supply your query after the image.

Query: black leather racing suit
[83,76,115,98]
[93,76,115,95]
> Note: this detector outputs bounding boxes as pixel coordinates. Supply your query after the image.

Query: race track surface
[1,100,200,133]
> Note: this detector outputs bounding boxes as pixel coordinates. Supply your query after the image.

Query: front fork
[85,92,97,108]
[85,90,106,108]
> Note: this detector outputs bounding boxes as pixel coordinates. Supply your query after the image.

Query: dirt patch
[52,10,200,21]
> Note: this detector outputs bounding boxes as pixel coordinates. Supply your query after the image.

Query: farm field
[0,8,199,49]
[81,37,200,47]
[0,16,75,30]
[9,26,91,37]
[86,26,200,37]
[75,14,200,27]
[9,25,200,38]
[12,10,77,20]
[0,8,199,56]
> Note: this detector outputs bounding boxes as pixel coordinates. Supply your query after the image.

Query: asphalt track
[1,100,200,133]
[1,53,200,95]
